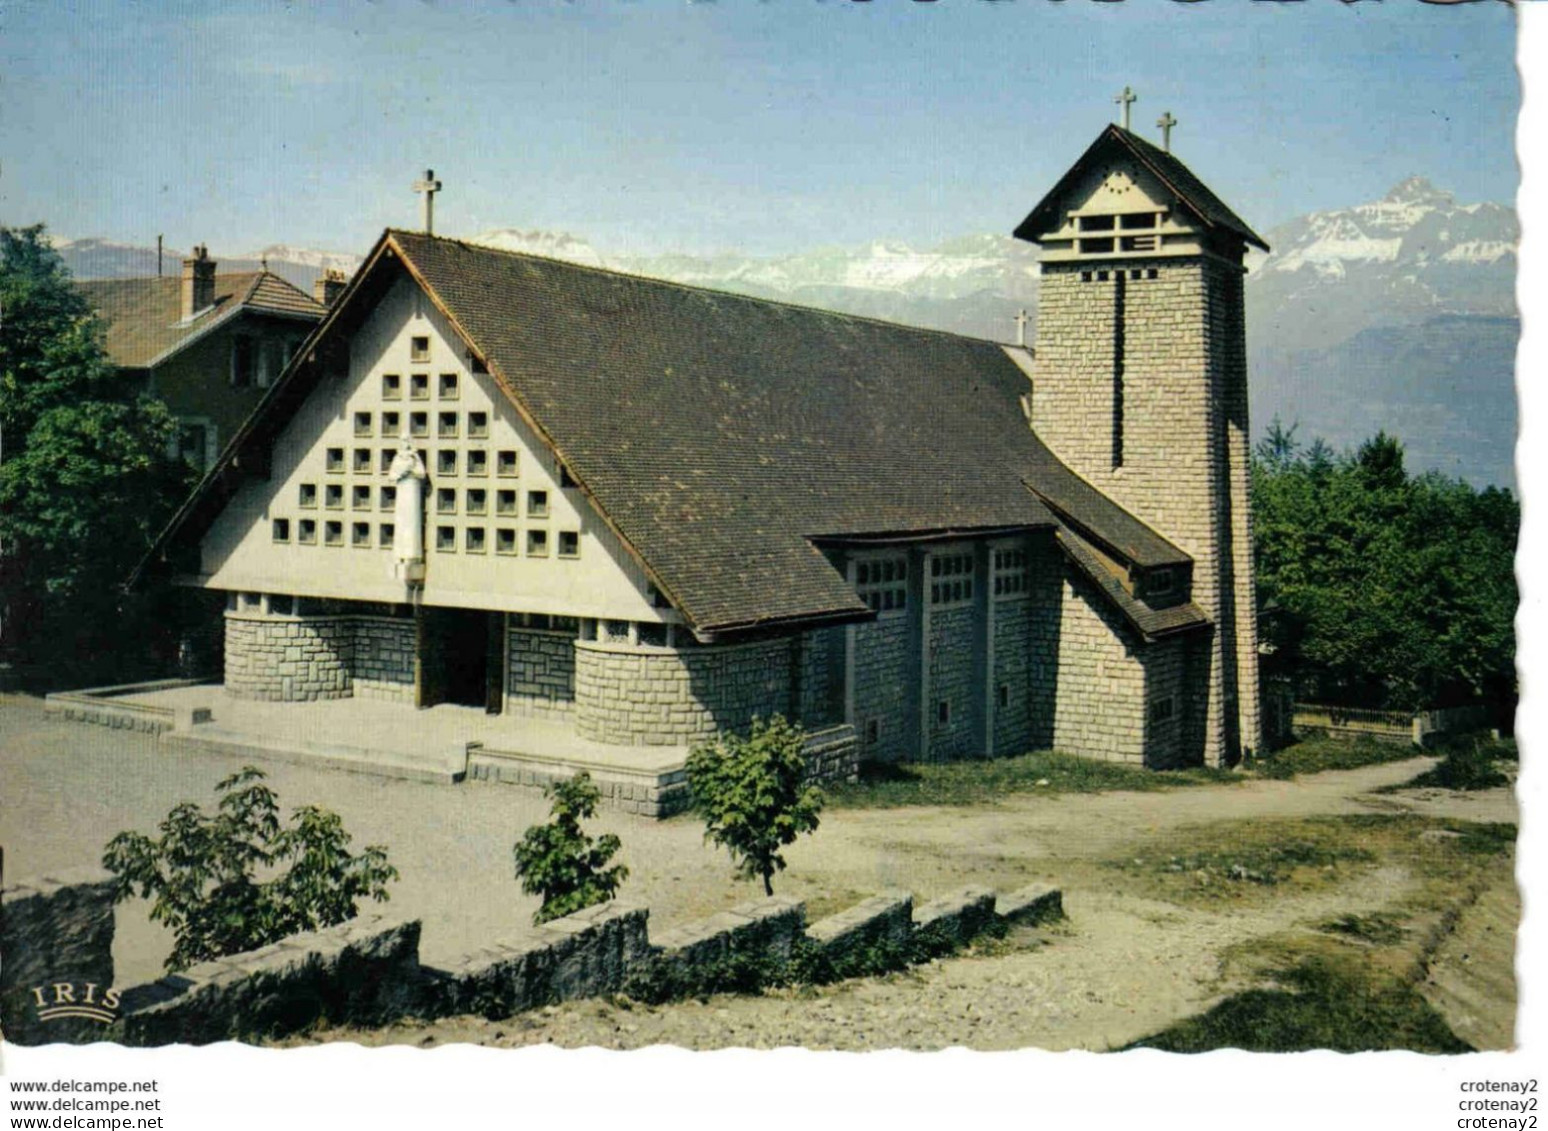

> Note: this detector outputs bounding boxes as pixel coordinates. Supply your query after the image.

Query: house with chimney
[77,250,344,470]
[136,123,1266,799]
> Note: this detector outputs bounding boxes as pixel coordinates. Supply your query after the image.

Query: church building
[139,123,1266,781]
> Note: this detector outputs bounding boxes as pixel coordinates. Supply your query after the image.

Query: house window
[380,485,396,511]
[381,412,400,437]
[527,490,549,518]
[497,450,519,477]
[174,422,211,469]
[930,552,975,606]
[410,412,428,438]
[865,719,881,746]
[230,336,255,387]
[1148,568,1177,599]
[410,373,430,400]
[558,530,580,558]
[436,525,456,552]
[379,523,395,548]
[855,556,908,613]
[993,547,1030,598]
[353,448,372,473]
[437,450,457,476]
[1150,696,1177,724]
[466,488,487,515]
[298,483,317,508]
[437,487,457,514]
[382,374,402,400]
[527,529,549,557]
[352,485,372,510]
[466,450,488,476]
[496,490,518,516]
[352,521,371,548]
[354,412,373,438]
[298,518,317,544]
[998,684,1010,710]
[324,484,344,510]
[496,527,518,555]
[465,527,486,554]
[439,373,459,399]
[270,594,295,616]
[324,520,343,547]
[438,412,459,439]
[272,518,291,543]
[936,700,951,728]
[325,448,344,473]
[468,412,489,439]
[410,336,430,362]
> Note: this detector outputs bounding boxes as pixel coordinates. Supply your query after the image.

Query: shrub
[102,766,398,973]
[686,714,823,896]
[513,772,629,925]
[1410,741,1509,791]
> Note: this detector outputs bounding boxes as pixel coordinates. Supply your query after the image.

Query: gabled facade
[140,127,1265,773]
[77,248,329,470]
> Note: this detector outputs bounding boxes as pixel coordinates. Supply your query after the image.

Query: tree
[102,767,399,973]
[513,772,629,925]
[685,714,823,896]
[0,224,196,685]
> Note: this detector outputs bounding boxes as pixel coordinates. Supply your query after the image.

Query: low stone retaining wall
[0,866,118,1044]
[995,883,1064,926]
[44,678,212,735]
[805,891,914,960]
[651,895,806,966]
[468,749,689,818]
[912,887,999,950]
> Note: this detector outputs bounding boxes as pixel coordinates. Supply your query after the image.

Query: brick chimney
[312,268,348,308]
[180,245,216,319]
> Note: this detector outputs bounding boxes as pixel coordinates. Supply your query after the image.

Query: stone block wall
[506,627,576,720]
[992,599,1036,755]
[573,637,793,746]
[353,617,416,703]
[1138,632,1202,769]
[912,887,999,950]
[1050,575,1147,764]
[650,895,806,967]
[926,605,977,761]
[797,625,845,728]
[851,615,910,763]
[224,613,353,702]
[0,868,117,1045]
[805,892,914,962]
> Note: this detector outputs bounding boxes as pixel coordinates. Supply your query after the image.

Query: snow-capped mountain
[467,229,606,268]
[241,244,363,276]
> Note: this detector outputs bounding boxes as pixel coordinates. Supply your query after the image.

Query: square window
[352,485,372,510]
[466,488,487,515]
[352,521,371,548]
[380,448,396,473]
[298,483,317,508]
[325,484,343,509]
[324,520,343,547]
[438,411,458,439]
[468,412,489,439]
[526,529,549,557]
[353,448,372,473]
[527,490,549,518]
[272,518,291,543]
[439,373,459,399]
[466,450,488,477]
[496,527,518,555]
[379,523,395,548]
[382,373,402,400]
[380,485,397,511]
[437,487,457,514]
[558,530,579,558]
[354,411,373,437]
[410,373,429,400]
[298,518,317,545]
[437,449,458,476]
[497,450,519,477]
[465,527,486,554]
[496,489,518,516]
[325,447,344,473]
[381,411,401,437]
[410,336,430,362]
[410,412,428,438]
[436,525,456,552]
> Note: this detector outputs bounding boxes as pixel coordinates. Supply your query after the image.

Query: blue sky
[0,1,1521,258]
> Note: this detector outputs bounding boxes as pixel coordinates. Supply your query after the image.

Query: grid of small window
[299,483,317,508]
[439,373,459,399]
[379,486,396,511]
[352,485,372,510]
[410,373,430,400]
[411,337,430,362]
[527,490,548,518]
[354,412,372,438]
[381,411,401,437]
[930,552,975,606]
[272,518,291,543]
[298,519,317,544]
[437,450,457,476]
[465,527,486,554]
[855,557,908,613]
[497,450,519,477]
[468,412,488,439]
[324,520,343,547]
[325,448,345,473]
[436,525,456,552]
[496,527,518,555]
[438,411,458,439]
[410,412,429,438]
[527,529,549,557]
[382,374,402,400]
[466,450,488,476]
[437,487,457,514]
[993,547,1030,598]
[353,448,372,473]
[379,523,395,548]
[496,489,518,516]
[558,530,580,558]
[325,484,344,509]
[467,488,487,515]
[352,522,371,548]
[380,448,396,473]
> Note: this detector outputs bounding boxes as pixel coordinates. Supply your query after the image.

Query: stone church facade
[141,125,1266,773]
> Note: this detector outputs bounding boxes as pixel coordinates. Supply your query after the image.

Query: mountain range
[52,176,1518,487]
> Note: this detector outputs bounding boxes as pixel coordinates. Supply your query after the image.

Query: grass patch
[1251,736,1420,780]
[825,750,1234,810]
[1319,911,1407,946]
[1125,954,1471,1053]
[1402,738,1511,792]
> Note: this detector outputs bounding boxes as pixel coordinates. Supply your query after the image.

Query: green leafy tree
[686,714,823,896]
[0,224,196,685]
[102,767,399,973]
[513,772,629,925]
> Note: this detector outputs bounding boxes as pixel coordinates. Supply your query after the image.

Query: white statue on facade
[388,441,427,576]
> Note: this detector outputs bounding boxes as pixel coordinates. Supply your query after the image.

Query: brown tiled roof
[77,272,325,369]
[1057,523,1208,640]
[143,230,1199,638]
[1014,125,1268,252]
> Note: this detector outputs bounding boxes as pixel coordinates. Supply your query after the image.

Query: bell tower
[1014,113,1267,766]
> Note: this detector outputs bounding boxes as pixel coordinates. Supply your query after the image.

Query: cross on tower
[1114,86,1137,131]
[1014,309,1030,348]
[413,169,443,235]
[1157,111,1178,153]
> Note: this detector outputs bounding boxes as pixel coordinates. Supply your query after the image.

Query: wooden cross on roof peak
[1157,111,1178,153]
[1114,86,1137,131]
[413,169,443,235]
[1014,308,1030,348]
